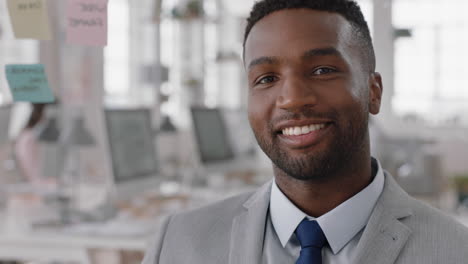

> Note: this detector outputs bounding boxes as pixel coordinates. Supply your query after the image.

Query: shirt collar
[269,158,385,254]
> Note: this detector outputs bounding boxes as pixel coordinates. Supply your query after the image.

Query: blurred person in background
[14,103,56,187]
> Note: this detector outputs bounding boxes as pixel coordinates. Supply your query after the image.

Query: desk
[0,223,155,264]
[0,179,263,263]
[0,191,165,264]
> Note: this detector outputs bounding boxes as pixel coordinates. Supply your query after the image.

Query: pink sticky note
[66,0,108,46]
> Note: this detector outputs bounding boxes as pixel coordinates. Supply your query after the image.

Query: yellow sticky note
[7,0,52,40]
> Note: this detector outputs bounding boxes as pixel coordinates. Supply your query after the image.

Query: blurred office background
[0,0,468,263]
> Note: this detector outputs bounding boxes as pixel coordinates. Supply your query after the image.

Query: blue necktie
[295,219,327,264]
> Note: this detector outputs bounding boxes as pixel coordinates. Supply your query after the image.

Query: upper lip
[274,119,333,133]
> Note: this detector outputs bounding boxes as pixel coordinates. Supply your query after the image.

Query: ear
[368,72,383,115]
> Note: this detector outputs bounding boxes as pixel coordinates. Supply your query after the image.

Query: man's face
[244,9,381,181]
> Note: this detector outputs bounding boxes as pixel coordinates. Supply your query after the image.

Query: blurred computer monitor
[104,108,160,201]
[190,107,258,175]
[0,104,12,146]
[191,107,234,164]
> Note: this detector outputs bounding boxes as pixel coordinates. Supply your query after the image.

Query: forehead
[244,9,354,66]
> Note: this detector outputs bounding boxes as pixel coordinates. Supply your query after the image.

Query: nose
[276,74,318,110]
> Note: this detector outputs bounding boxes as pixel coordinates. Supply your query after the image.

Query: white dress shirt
[262,158,384,264]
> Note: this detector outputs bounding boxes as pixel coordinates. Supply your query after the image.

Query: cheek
[248,94,274,132]
[321,81,368,114]
[248,102,264,132]
[340,97,368,119]
[350,75,370,105]
[338,97,369,128]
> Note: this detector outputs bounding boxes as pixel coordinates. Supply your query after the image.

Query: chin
[272,151,343,181]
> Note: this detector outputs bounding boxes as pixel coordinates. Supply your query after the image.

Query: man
[143,0,468,263]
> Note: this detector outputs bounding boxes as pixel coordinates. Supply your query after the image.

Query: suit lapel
[228,181,271,264]
[354,173,414,264]
[227,172,416,264]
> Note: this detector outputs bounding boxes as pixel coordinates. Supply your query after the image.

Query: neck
[274,153,373,218]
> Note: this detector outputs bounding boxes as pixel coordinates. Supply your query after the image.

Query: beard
[252,108,369,181]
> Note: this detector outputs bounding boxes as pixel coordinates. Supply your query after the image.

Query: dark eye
[257,75,278,85]
[312,67,337,75]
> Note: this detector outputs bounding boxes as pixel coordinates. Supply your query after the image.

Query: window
[393,0,468,124]
[104,0,129,104]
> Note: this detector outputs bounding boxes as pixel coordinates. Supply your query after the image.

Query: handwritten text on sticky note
[6,0,51,40]
[5,64,55,103]
[66,0,108,46]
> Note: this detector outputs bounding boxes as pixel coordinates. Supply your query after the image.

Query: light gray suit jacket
[142,173,468,264]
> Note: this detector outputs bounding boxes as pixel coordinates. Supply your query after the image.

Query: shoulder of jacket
[170,189,257,222]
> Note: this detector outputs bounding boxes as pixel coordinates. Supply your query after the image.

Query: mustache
[269,107,339,130]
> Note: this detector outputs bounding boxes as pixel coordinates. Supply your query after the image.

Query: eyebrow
[248,56,280,70]
[247,47,343,70]
[302,47,342,60]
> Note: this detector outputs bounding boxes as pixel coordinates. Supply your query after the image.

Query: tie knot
[295,219,327,249]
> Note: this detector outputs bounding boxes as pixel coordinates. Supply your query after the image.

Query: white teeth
[310,124,321,131]
[282,123,326,136]
[293,127,301,135]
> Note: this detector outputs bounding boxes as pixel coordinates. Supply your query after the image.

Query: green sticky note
[5,64,55,103]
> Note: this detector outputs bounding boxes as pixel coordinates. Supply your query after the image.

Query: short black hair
[243,0,376,72]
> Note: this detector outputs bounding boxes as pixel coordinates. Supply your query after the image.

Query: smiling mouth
[279,122,331,136]
[276,122,332,149]
[281,123,327,136]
